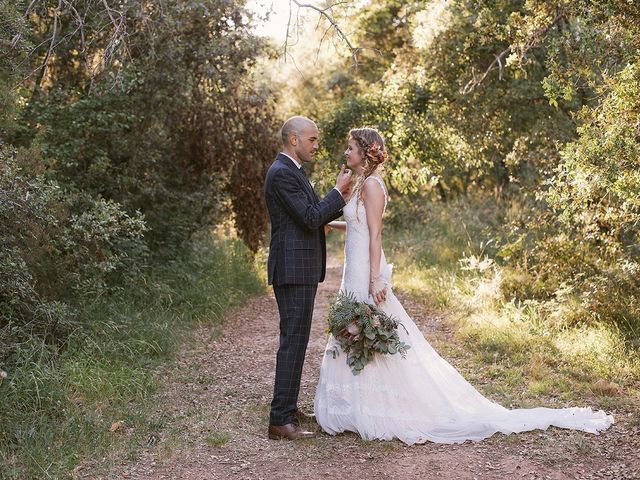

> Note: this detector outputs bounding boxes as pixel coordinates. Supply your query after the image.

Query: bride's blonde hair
[349,127,388,198]
[349,127,388,221]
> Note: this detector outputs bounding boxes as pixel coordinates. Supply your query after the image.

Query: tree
[4,0,279,251]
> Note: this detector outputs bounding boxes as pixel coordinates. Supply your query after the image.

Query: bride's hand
[369,277,387,305]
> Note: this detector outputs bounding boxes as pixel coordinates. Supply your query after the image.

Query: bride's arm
[362,179,387,305]
[327,221,346,232]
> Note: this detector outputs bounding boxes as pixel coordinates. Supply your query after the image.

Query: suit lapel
[278,154,317,200]
[301,165,320,201]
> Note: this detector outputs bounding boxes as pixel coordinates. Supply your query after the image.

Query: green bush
[0,235,263,478]
[1,148,147,365]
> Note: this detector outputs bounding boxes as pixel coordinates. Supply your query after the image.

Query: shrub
[0,148,147,365]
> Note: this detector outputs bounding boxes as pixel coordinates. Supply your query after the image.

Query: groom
[264,116,353,440]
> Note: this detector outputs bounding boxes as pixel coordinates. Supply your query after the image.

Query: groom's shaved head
[281,116,316,146]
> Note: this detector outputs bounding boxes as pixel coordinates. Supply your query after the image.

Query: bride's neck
[357,168,379,178]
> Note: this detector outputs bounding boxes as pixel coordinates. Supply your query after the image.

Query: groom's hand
[335,164,353,196]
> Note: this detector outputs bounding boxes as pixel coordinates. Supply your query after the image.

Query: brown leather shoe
[292,409,316,426]
[268,423,316,440]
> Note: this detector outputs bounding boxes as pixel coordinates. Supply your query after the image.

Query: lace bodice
[343,175,388,224]
[340,175,392,302]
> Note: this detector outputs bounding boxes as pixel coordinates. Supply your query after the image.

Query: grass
[0,234,265,479]
[385,197,640,412]
[205,432,232,446]
[4,195,636,477]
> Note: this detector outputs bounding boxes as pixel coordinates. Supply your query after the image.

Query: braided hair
[349,126,387,192]
[348,127,388,219]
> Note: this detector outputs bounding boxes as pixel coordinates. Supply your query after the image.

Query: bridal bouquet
[326,291,410,375]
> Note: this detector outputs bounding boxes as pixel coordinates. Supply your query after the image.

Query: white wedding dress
[314,176,614,445]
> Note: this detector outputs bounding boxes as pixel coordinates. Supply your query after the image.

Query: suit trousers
[270,283,318,426]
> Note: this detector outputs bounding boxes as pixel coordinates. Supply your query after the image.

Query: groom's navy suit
[264,153,345,426]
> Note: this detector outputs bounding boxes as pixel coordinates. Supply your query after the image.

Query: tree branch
[461,12,566,95]
[461,46,510,94]
[283,0,293,61]
[33,0,62,92]
[24,0,38,18]
[62,0,86,53]
[100,0,130,65]
[285,0,362,67]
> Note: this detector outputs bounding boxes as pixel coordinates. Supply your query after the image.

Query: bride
[313,127,614,445]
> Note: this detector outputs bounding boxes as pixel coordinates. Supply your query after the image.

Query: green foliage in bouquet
[326,291,410,375]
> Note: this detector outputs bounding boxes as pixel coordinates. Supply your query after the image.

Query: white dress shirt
[280,152,303,169]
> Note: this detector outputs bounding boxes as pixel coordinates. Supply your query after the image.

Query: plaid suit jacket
[264,153,345,286]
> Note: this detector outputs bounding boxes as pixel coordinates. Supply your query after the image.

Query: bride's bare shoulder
[362,176,387,198]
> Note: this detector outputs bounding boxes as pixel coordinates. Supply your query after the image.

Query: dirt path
[102,254,639,480]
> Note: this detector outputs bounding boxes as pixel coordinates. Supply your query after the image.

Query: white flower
[0,370,7,379]
[346,322,361,336]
